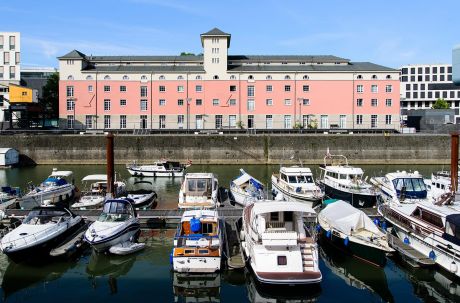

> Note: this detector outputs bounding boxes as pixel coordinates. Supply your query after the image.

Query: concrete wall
[0,134,452,165]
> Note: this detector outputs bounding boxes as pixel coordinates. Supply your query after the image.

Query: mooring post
[106,132,115,198]
[451,133,458,193]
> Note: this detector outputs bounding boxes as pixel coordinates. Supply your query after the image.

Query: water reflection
[172,272,221,302]
[126,177,182,209]
[319,242,394,302]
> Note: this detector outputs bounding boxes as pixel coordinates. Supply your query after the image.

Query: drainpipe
[451,133,458,193]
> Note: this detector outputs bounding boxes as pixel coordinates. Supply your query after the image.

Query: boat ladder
[300,242,315,272]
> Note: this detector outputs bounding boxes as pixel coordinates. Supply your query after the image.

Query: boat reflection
[172,272,221,302]
[127,177,181,209]
[319,242,393,302]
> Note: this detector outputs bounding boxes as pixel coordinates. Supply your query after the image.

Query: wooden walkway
[387,233,436,267]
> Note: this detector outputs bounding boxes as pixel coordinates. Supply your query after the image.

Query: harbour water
[1,164,459,302]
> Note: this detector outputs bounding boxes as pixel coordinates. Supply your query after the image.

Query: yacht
[230,169,264,206]
[126,189,157,208]
[126,160,191,177]
[84,198,140,253]
[0,206,85,263]
[19,169,76,209]
[318,154,377,208]
[178,173,219,209]
[271,166,323,206]
[172,209,223,273]
[71,174,126,209]
[241,200,322,285]
[318,200,394,267]
[0,186,20,206]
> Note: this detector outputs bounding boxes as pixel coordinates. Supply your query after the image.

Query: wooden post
[451,133,458,193]
[106,133,115,197]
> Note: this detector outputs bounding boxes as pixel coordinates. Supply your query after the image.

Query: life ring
[198,238,209,248]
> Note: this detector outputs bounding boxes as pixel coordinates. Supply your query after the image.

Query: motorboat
[173,272,220,302]
[126,159,191,177]
[84,198,140,253]
[0,206,85,263]
[318,200,394,267]
[0,186,21,207]
[172,209,222,273]
[126,189,157,209]
[241,200,322,285]
[109,241,145,255]
[71,174,127,210]
[178,173,219,209]
[230,168,264,206]
[425,170,458,200]
[271,166,323,206]
[19,169,76,209]
[318,154,378,208]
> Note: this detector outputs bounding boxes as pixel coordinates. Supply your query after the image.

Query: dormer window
[141,75,148,81]
[213,75,219,80]
[266,75,272,80]
[86,75,93,80]
[230,75,236,80]
[159,75,165,80]
[285,75,291,80]
[303,75,309,80]
[67,75,74,80]
[123,75,129,80]
[357,75,363,79]
[248,75,254,80]
[386,75,392,79]
[104,75,111,80]
[196,75,202,80]
[177,75,184,80]
[371,75,377,80]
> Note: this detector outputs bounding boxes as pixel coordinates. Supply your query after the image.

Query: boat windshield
[187,178,211,194]
[24,209,68,225]
[392,178,427,198]
[99,201,132,222]
[297,175,313,183]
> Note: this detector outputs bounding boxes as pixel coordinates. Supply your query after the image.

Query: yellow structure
[8,84,38,103]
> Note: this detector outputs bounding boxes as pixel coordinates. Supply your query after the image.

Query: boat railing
[0,220,65,250]
[266,221,285,229]
[323,178,374,194]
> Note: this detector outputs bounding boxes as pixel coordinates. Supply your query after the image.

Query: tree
[40,72,59,118]
[432,98,450,109]
[180,52,196,56]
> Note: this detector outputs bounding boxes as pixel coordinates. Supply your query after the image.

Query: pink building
[58,28,400,131]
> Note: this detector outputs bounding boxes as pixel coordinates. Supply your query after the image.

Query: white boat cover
[250,200,315,216]
[50,171,73,177]
[318,200,383,236]
[82,174,108,182]
[232,170,263,188]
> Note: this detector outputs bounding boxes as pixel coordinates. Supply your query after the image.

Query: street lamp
[297,97,303,128]
[186,98,192,133]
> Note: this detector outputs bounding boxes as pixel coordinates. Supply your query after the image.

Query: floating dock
[387,233,436,267]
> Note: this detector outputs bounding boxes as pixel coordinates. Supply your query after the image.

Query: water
[0,164,459,302]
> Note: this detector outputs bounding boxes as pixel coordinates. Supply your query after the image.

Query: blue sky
[2,0,459,69]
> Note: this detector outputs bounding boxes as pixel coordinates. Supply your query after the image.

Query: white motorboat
[126,160,191,177]
[178,173,219,209]
[318,200,394,267]
[172,209,222,273]
[71,174,127,209]
[241,200,322,285]
[230,169,264,207]
[0,206,85,263]
[271,166,323,206]
[126,189,157,208]
[84,198,140,253]
[19,169,76,209]
[0,186,21,207]
[318,154,378,208]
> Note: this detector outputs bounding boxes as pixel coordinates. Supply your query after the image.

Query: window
[340,115,346,129]
[229,115,236,128]
[159,85,165,92]
[385,115,392,125]
[196,99,202,106]
[67,75,74,80]
[141,86,148,97]
[213,75,219,80]
[140,99,148,111]
[177,85,184,92]
[371,85,378,93]
[284,115,292,129]
[266,75,272,80]
[302,115,309,128]
[371,99,378,107]
[386,99,392,107]
[159,115,166,129]
[196,75,202,80]
[104,99,111,111]
[320,115,328,129]
[85,115,93,129]
[88,85,93,92]
[123,75,129,80]
[284,85,291,92]
[86,75,93,80]
[215,115,223,129]
[120,115,126,129]
[385,85,392,93]
[15,52,20,64]
[212,58,220,64]
[196,85,202,92]
[141,75,148,81]
[9,36,15,50]
[357,75,363,79]
[159,75,165,80]
[3,52,9,64]
[66,99,75,111]
[230,85,237,92]
[213,99,219,106]
[303,75,309,80]
[230,75,236,80]
[229,99,236,106]
[120,85,127,92]
[66,86,74,97]
[67,115,74,129]
[104,75,111,80]
[356,98,363,107]
[159,99,166,106]
[266,85,272,92]
[178,115,184,129]
[247,99,255,111]
[104,115,111,129]
[303,85,310,92]
[248,75,254,80]
[371,115,377,128]
[302,99,310,106]
[177,75,184,80]
[356,115,363,125]
[9,66,15,78]
[284,99,291,106]
[177,99,184,106]
[247,86,254,97]
[357,85,363,93]
[266,99,273,106]
[104,85,110,92]
[285,75,291,80]
[386,75,392,79]
[248,115,254,128]
[120,99,127,106]
[266,115,273,129]
[371,75,377,79]
[196,115,203,129]
[140,115,147,129]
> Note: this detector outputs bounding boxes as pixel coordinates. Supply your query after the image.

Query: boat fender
[373,218,380,226]
[344,237,349,246]
[316,224,321,232]
[450,261,458,273]
[271,189,277,198]
[296,187,301,193]
[170,249,174,265]
[403,236,410,244]
[429,250,436,260]
[381,221,387,231]
[326,230,332,239]
[190,217,201,233]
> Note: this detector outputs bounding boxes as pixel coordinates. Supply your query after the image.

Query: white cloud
[127,0,208,16]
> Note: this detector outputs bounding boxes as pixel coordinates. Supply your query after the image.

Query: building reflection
[172,272,221,302]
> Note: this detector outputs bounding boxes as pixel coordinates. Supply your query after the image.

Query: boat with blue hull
[230,168,265,206]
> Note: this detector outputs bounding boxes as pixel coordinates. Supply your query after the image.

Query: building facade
[58,28,400,131]
[21,66,57,99]
[0,32,20,124]
[400,64,460,122]
[454,45,460,86]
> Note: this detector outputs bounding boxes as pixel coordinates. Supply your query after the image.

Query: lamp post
[297,97,303,128]
[186,98,191,133]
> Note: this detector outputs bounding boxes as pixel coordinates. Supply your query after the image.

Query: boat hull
[173,256,221,273]
[19,186,75,209]
[230,187,261,207]
[127,167,184,178]
[85,223,141,253]
[271,182,322,207]
[319,226,387,267]
[321,183,377,208]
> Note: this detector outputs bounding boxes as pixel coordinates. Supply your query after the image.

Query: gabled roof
[58,50,86,59]
[228,55,349,63]
[227,62,398,73]
[200,27,231,48]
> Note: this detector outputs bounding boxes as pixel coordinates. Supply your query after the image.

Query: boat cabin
[184,173,216,198]
[279,167,314,184]
[24,207,73,225]
[98,199,136,222]
[445,214,460,245]
[392,177,427,199]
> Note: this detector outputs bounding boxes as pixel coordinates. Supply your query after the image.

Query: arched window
[285,75,291,80]
[177,75,184,80]
[67,75,74,80]
[85,75,93,80]
[104,75,111,80]
[386,75,392,79]
[159,75,165,80]
[230,75,236,80]
[371,75,377,80]
[141,75,148,81]
[248,75,254,80]
[302,75,309,80]
[196,75,202,80]
[213,75,219,80]
[357,75,363,79]
[266,75,272,80]
[123,75,129,80]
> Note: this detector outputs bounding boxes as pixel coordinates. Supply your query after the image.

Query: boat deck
[387,233,436,267]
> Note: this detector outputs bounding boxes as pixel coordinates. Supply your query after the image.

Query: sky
[1,0,459,69]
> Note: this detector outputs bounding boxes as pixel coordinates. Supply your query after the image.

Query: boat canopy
[50,171,73,178]
[82,174,108,182]
[445,214,460,245]
[319,200,383,236]
[103,198,136,215]
[43,177,68,186]
[392,177,427,199]
[250,200,315,217]
[232,170,263,189]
